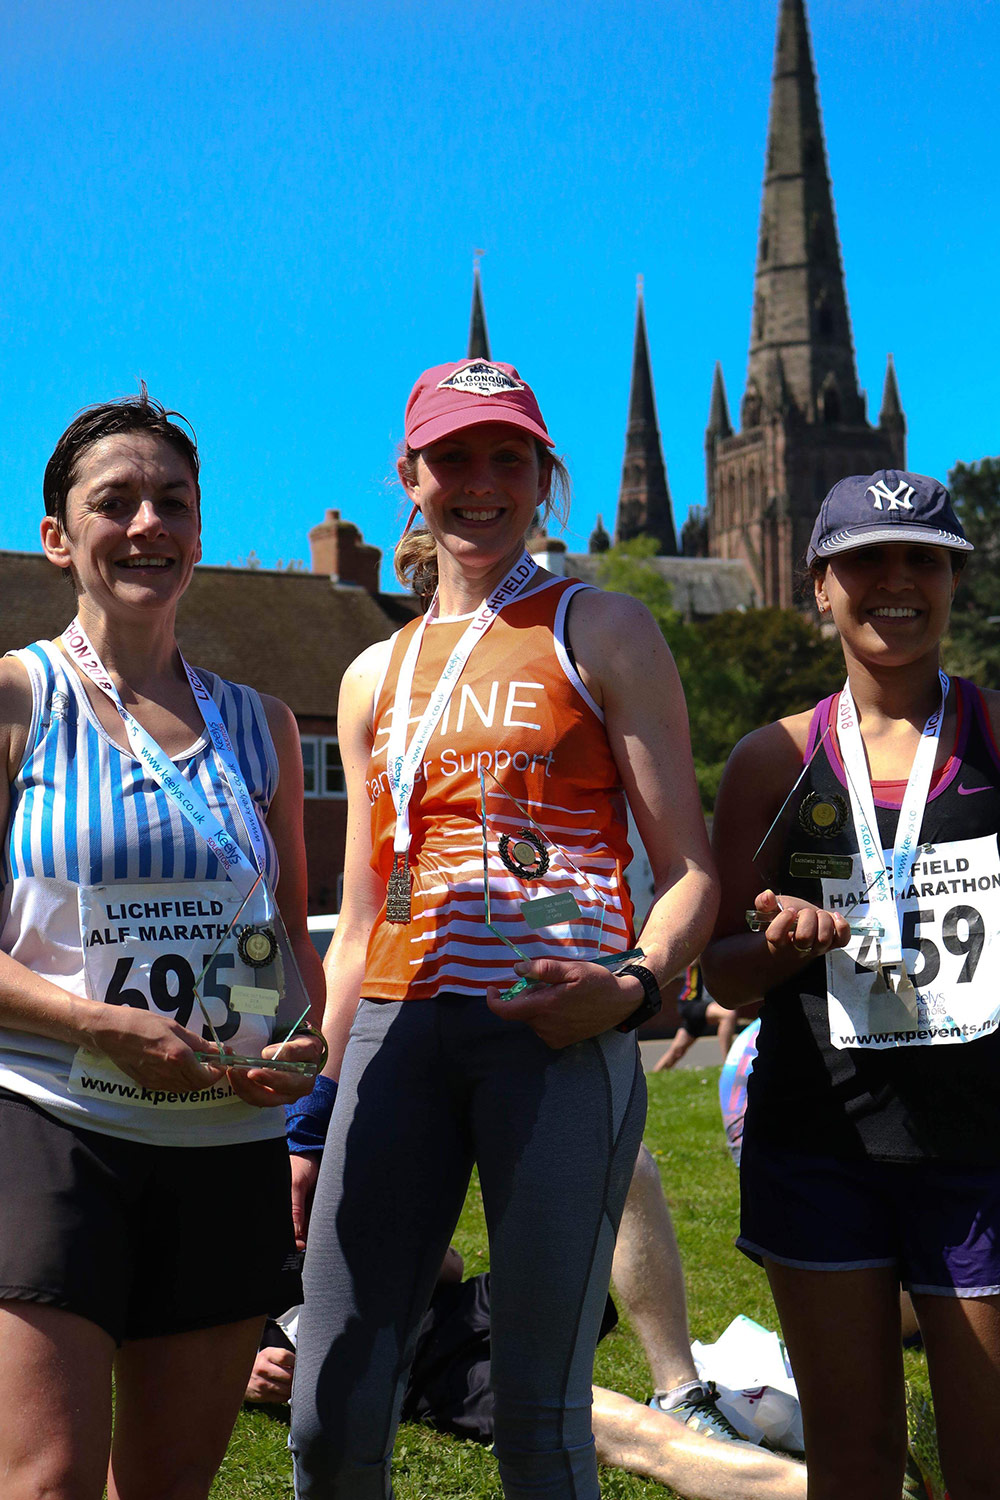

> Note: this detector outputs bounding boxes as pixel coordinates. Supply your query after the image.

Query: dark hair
[43,383,200,531]
[394,439,571,603]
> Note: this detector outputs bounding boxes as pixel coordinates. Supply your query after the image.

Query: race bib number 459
[822,834,1000,1050]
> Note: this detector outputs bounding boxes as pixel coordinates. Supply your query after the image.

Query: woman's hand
[290,1152,321,1249]
[224,1031,327,1109]
[486,957,642,1048]
[751,889,852,961]
[86,1005,227,1092]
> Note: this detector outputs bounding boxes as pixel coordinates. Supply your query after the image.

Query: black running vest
[745,679,1000,1163]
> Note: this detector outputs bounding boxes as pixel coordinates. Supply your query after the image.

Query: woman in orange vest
[288,359,718,1500]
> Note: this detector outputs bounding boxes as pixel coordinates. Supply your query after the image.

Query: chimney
[309,510,381,594]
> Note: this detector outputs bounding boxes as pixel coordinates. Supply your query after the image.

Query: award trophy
[478,766,642,1002]
[745,724,885,942]
[189,872,318,1075]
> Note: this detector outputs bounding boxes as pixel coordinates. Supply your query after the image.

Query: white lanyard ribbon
[61,619,266,900]
[836,670,949,964]
[385,550,537,861]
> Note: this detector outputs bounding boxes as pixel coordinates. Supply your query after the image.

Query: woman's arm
[701,720,850,1009]
[490,591,720,1047]
[316,641,390,1081]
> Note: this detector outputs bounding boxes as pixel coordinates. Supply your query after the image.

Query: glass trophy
[745,723,885,942]
[188,872,318,1075]
[478,765,642,1002]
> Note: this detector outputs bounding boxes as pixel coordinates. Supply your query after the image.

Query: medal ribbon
[385,550,538,865]
[61,619,266,901]
[836,670,949,965]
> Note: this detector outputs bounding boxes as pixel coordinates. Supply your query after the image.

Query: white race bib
[822,834,1000,1049]
[70,880,274,1108]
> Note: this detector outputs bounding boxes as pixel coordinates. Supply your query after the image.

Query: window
[323,739,346,797]
[301,737,318,798]
[300,735,346,799]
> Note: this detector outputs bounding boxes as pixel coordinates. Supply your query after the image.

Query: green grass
[211,1066,937,1499]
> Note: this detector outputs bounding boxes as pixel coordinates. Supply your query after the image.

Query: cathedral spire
[615,281,677,556]
[467,254,491,360]
[706,362,732,441]
[744,0,863,426]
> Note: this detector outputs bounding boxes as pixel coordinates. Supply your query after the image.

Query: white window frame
[300,734,346,800]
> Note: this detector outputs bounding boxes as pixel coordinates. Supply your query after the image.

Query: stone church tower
[615,285,677,555]
[706,0,906,607]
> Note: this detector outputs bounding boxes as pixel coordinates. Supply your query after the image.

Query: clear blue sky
[1,0,997,589]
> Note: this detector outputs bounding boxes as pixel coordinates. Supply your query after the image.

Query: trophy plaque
[478,766,642,1002]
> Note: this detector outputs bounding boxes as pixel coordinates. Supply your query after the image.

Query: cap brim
[406,404,555,450]
[809,523,974,562]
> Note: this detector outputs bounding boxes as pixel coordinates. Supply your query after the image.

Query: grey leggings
[290,994,646,1500]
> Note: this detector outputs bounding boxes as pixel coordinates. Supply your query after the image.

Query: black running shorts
[0,1088,302,1343]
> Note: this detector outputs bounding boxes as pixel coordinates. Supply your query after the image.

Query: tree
[596,542,840,807]
[945,458,1000,685]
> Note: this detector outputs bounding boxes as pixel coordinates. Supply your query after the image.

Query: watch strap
[615,962,662,1034]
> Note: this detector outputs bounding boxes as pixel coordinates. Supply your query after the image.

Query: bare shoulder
[973,684,1000,743]
[716,709,815,829]
[0,656,33,779]
[258,692,299,751]
[566,587,674,681]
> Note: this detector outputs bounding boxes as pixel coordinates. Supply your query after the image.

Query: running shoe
[648,1380,744,1441]
[901,1448,933,1500]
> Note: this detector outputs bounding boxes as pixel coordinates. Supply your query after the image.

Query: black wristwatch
[615,963,662,1034]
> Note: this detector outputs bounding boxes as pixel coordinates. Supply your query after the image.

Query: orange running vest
[363,577,635,1000]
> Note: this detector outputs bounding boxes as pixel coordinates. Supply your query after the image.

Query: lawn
[211,1064,938,1499]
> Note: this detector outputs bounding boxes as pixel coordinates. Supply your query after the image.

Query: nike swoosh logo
[957,783,990,795]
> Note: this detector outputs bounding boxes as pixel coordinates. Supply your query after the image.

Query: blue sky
[1,0,997,589]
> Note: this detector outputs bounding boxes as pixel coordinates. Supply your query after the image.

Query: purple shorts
[738,1138,1000,1297]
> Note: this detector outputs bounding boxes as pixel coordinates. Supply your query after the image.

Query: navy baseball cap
[807,470,974,564]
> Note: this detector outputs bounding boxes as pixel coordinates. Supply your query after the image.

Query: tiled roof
[555,551,759,616]
[0,552,418,720]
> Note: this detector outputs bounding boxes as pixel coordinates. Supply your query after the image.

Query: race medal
[499,828,550,880]
[386,857,413,924]
[798,792,848,839]
[237,924,278,969]
[789,852,854,880]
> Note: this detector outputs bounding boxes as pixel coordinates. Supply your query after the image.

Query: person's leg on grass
[0,1303,115,1500]
[612,1143,698,1393]
[474,1016,646,1500]
[765,1260,906,1500]
[291,999,475,1499]
[108,1318,264,1500]
[592,1385,807,1500]
[911,1291,1000,1500]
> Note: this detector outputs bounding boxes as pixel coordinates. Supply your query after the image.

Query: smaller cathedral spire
[589,514,610,554]
[879,353,904,426]
[615,281,677,556]
[467,253,491,360]
[706,362,732,440]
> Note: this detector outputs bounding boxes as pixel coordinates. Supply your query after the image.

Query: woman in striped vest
[0,392,324,1500]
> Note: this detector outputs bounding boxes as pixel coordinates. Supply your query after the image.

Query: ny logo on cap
[438,362,525,397]
[866,479,915,511]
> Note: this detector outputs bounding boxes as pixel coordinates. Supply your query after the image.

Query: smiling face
[814,542,960,671]
[397,423,551,583]
[40,432,202,619]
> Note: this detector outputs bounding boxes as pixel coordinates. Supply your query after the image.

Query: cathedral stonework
[705,0,906,607]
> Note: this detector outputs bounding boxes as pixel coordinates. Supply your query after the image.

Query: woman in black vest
[704,471,1000,1500]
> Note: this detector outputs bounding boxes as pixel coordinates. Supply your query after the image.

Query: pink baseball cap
[403,360,555,450]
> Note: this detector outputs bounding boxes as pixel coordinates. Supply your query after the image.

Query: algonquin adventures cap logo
[437,362,526,397]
